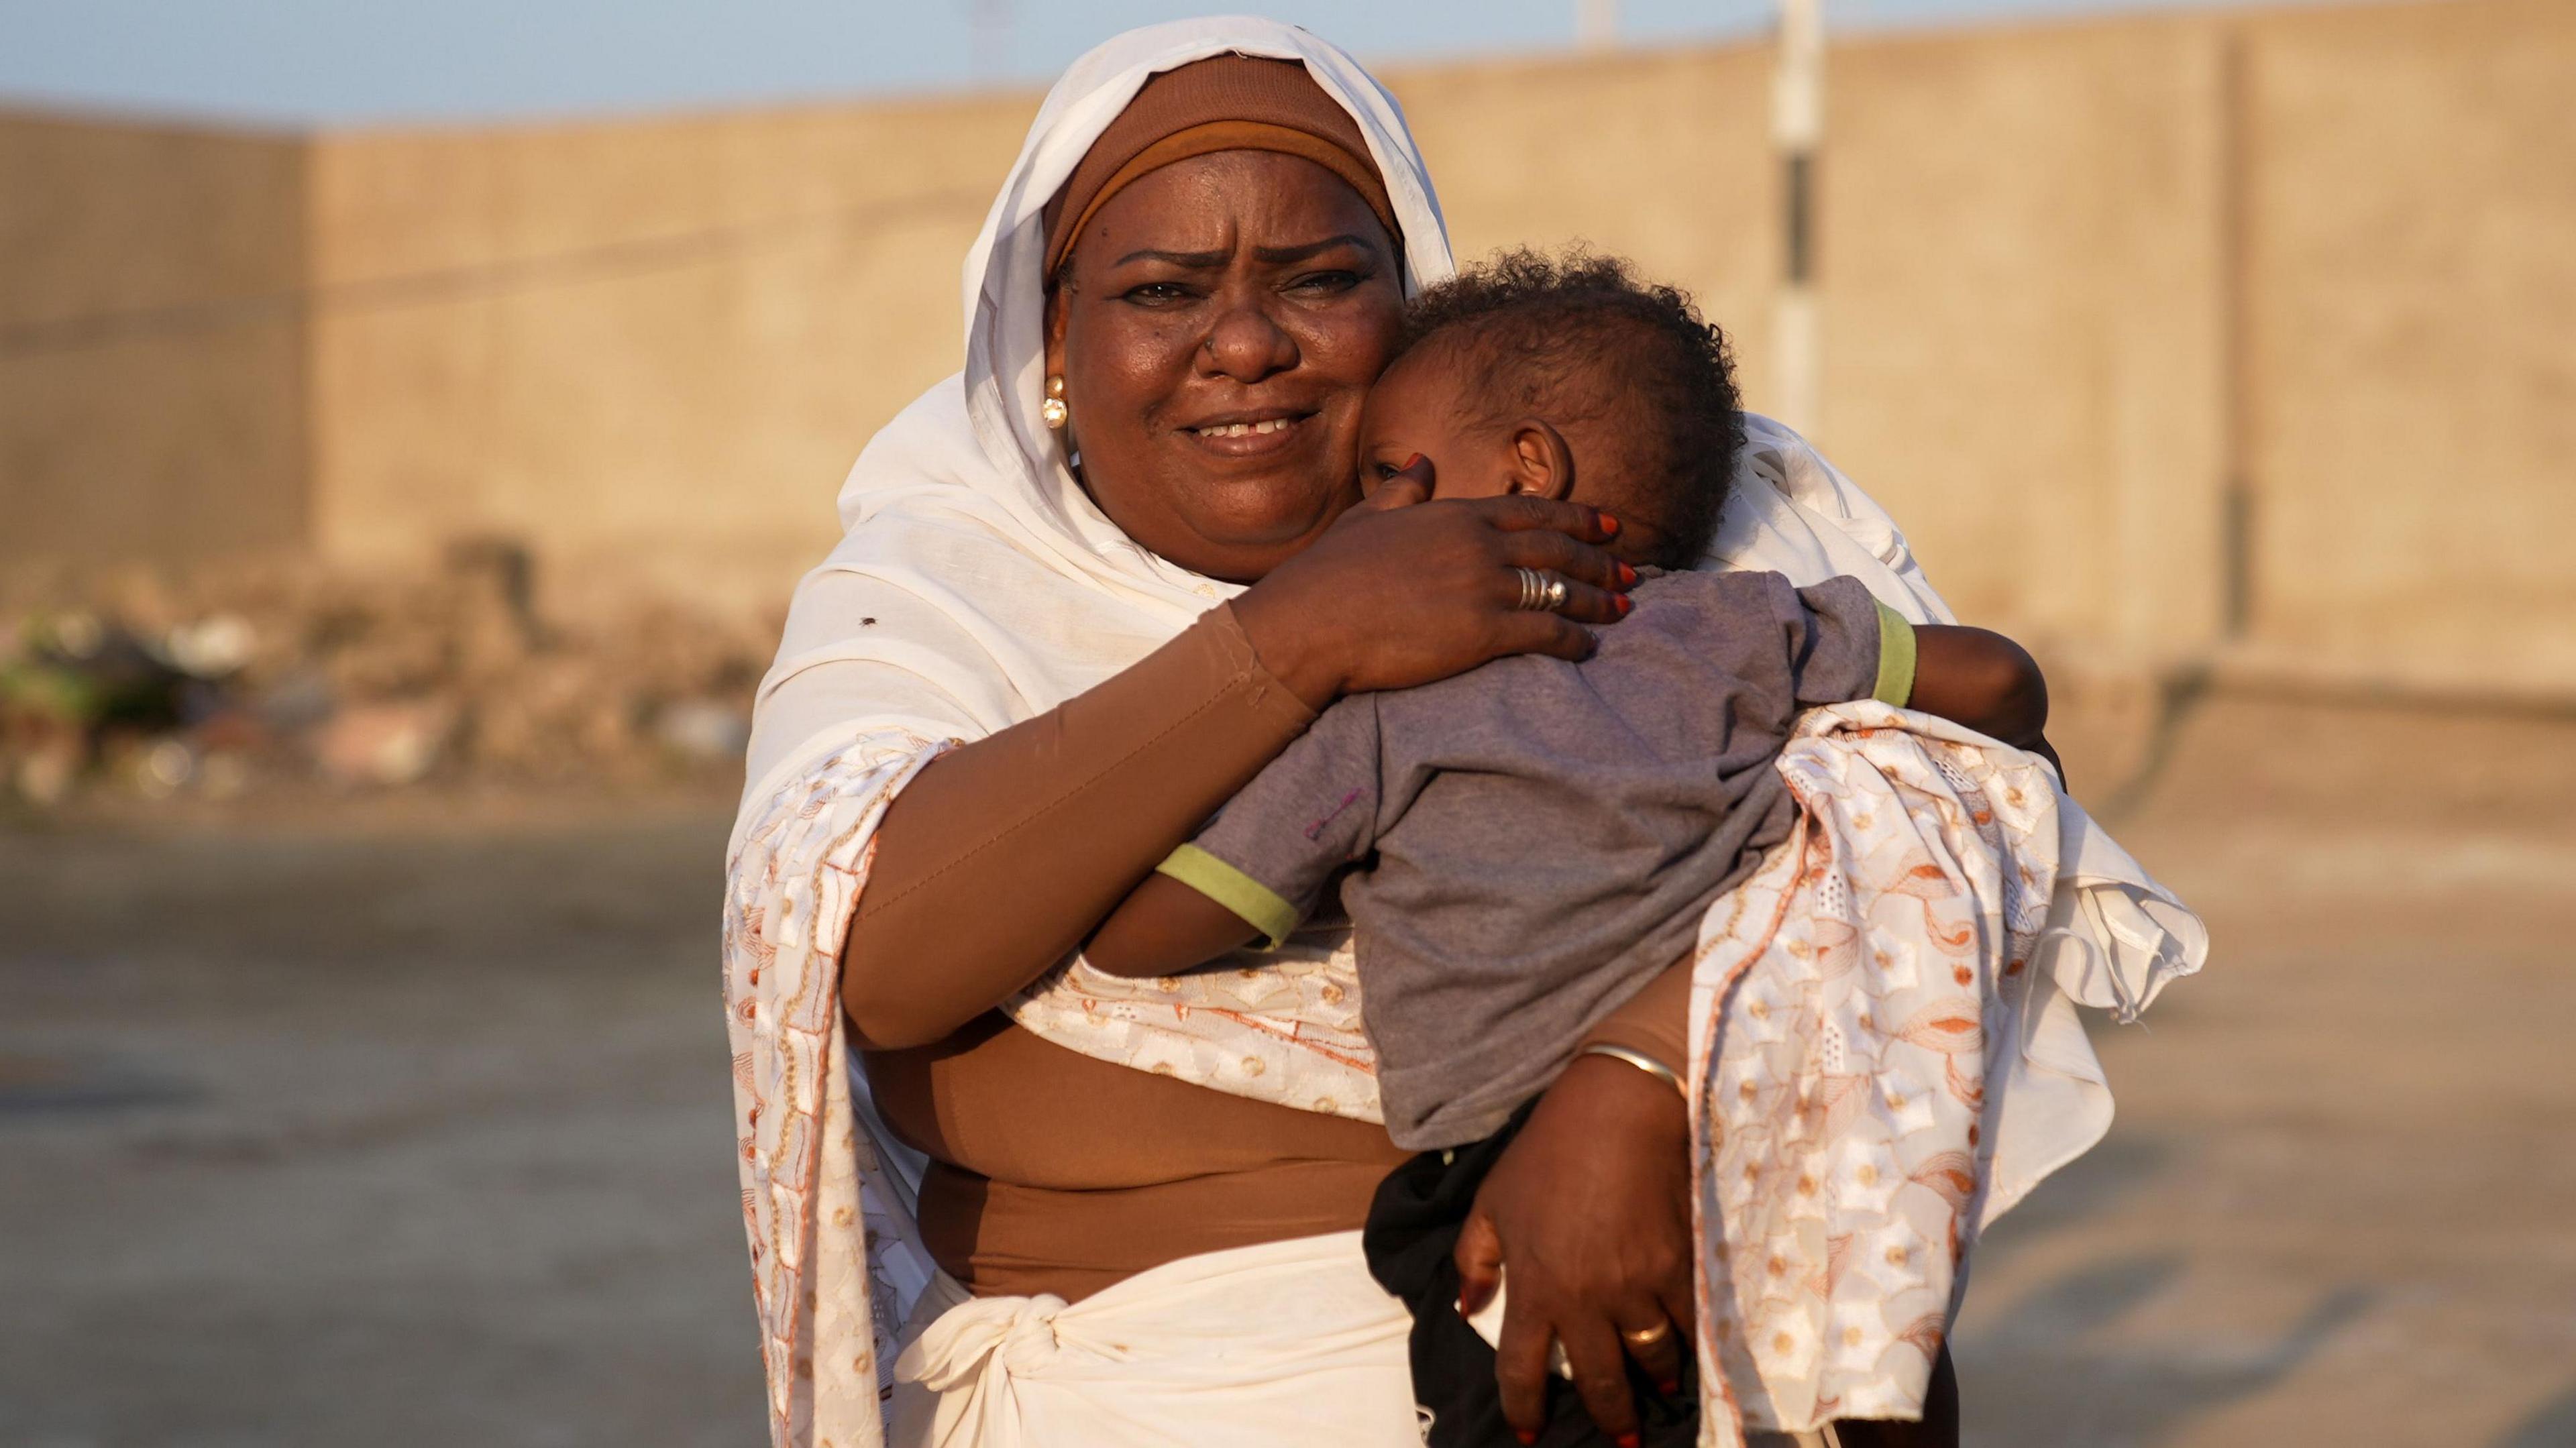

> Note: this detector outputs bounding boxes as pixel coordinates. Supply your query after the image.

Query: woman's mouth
[1183,412,1313,457]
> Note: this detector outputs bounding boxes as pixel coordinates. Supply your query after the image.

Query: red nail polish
[1401,453,1426,469]
[1619,563,1638,587]
[1599,511,1621,535]
[1614,594,1633,616]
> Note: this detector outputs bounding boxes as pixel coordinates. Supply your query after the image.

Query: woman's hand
[1229,473,1635,710]
[1456,1052,1696,1445]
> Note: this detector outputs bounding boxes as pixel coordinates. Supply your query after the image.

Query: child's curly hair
[1401,249,1745,568]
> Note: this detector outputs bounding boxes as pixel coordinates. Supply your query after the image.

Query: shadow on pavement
[2493,1382,2576,1448]
[1961,1251,2373,1447]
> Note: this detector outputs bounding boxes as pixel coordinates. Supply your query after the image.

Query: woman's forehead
[1078,151,1389,264]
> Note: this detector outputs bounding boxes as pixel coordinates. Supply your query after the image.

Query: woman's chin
[1165,494,1352,581]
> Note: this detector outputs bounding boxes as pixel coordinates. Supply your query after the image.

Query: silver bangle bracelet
[1577,1043,1688,1101]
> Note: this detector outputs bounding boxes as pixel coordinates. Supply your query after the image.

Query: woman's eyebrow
[1110,235,1379,269]
[1254,234,1379,264]
[1114,247,1231,268]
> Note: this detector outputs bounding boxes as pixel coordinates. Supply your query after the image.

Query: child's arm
[1085,873,1261,978]
[1909,624,2054,754]
[1086,694,1388,979]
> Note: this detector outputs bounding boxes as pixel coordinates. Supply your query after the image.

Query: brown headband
[1042,54,1401,278]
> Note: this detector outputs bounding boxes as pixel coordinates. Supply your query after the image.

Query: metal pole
[1772,0,1823,434]
[1577,0,1619,52]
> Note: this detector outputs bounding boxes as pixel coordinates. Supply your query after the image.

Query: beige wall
[2237,0,2576,694]
[0,111,309,565]
[1811,15,2235,666]
[301,97,1030,616]
[3,0,2572,689]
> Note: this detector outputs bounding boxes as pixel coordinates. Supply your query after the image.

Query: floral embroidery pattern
[724,731,946,1448]
[1687,702,2059,1445]
[1006,944,1380,1122]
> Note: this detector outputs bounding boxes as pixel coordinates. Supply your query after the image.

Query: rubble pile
[0,545,771,809]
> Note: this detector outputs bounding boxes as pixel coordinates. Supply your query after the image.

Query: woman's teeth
[1195,419,1294,438]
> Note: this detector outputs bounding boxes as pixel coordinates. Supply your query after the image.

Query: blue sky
[1,0,2347,127]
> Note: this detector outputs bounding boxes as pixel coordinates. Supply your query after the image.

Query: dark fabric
[1364,1105,1701,1448]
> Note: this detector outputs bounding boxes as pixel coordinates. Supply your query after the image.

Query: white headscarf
[739,19,1454,826]
[737,15,1952,844]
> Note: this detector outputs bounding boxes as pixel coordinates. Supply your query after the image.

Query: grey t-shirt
[1160,570,1909,1150]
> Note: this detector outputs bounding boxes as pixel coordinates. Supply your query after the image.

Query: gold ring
[1619,1320,1673,1349]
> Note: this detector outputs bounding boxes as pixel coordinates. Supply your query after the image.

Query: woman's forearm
[1580,953,1694,1078]
[839,604,1316,1049]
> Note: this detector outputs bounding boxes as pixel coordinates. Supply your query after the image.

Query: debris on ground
[1,545,771,810]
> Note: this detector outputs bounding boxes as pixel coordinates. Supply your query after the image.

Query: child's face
[1352,346,1524,502]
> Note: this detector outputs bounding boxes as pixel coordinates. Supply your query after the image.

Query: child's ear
[1505,419,1576,500]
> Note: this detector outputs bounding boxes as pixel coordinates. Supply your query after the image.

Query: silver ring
[1512,567,1568,612]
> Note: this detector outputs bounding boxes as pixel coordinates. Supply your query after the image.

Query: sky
[0,0,2345,127]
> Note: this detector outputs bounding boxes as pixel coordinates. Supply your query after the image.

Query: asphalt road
[3,696,2571,1446]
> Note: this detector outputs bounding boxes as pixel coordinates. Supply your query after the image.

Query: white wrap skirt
[888,1230,1421,1447]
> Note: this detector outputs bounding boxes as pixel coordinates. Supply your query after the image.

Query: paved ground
[1950,697,2576,1447]
[3,696,2572,1447]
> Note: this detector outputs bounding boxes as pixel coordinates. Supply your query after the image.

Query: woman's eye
[1371,461,1397,481]
[1289,270,1363,295]
[1121,282,1193,305]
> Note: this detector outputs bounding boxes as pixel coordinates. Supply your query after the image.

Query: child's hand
[1909,625,2049,748]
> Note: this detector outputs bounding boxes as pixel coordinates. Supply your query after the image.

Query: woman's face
[1044,150,1405,583]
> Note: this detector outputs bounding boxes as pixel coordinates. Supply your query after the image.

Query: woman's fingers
[1558,1313,1645,1446]
[1656,1272,1699,1353]
[1497,524,1634,594]
[1618,1304,1686,1397]
[1474,492,1622,545]
[1493,612,1601,665]
[1355,459,1433,512]
[1453,1212,1505,1317]
[1497,573,1624,626]
[1492,1292,1556,1444]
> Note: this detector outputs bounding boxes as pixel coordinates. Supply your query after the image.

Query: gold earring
[1040,376,1069,429]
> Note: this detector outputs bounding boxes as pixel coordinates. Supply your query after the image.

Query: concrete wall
[3,0,2571,689]
[2237,0,2576,695]
[302,97,1025,616]
[0,112,309,566]
[1812,15,2236,667]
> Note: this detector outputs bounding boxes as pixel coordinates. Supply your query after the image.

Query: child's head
[1356,249,1745,568]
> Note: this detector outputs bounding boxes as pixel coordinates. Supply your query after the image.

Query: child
[1084,252,2047,1447]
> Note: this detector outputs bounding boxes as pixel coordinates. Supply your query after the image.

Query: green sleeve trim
[1156,843,1303,950]
[1872,600,1919,708]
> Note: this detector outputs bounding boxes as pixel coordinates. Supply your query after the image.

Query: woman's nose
[1197,292,1299,384]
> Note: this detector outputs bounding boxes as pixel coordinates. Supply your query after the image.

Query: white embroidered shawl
[1684,704,2199,1445]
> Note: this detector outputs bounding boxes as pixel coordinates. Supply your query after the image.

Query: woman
[724,19,1957,1448]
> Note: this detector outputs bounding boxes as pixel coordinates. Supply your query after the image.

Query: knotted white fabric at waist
[887,1229,1418,1448]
